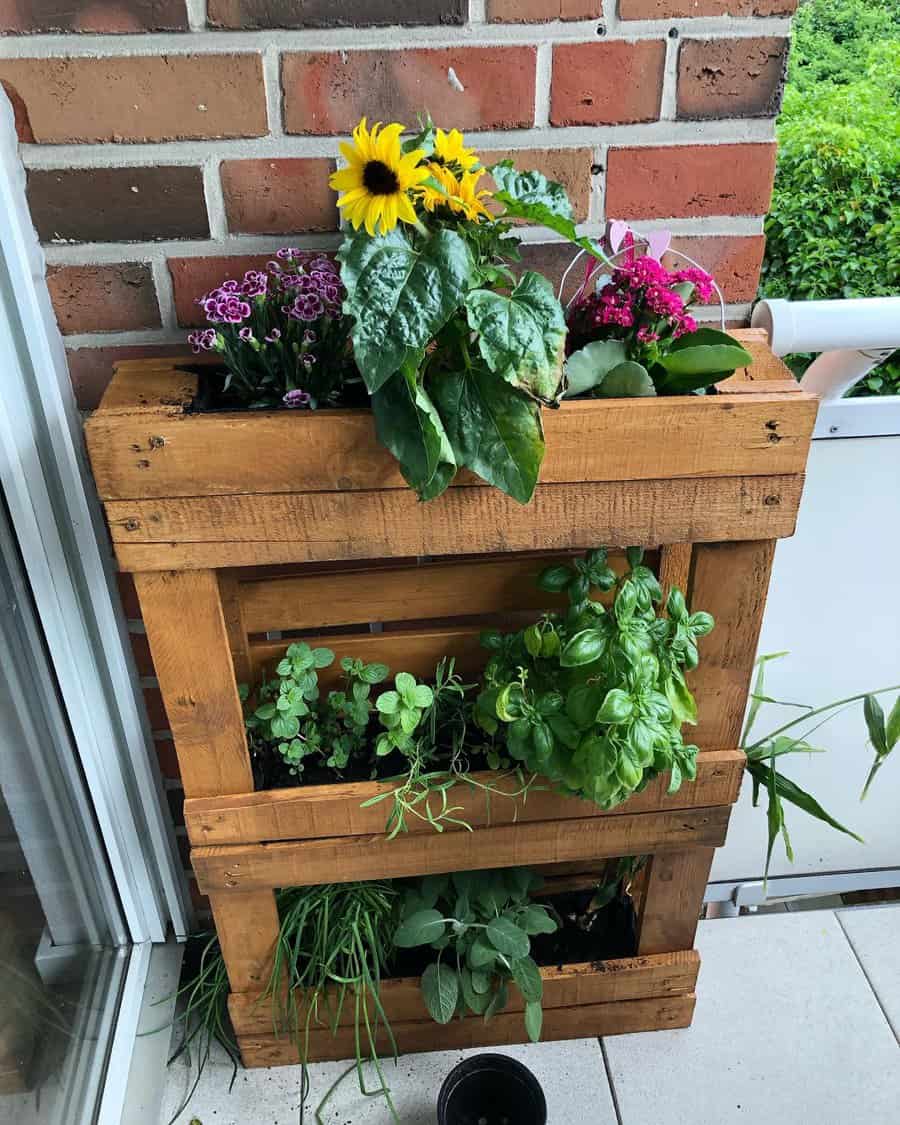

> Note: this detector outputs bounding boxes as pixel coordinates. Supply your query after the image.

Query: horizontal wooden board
[247,625,488,688]
[185,750,745,846]
[191,804,732,891]
[237,993,696,1065]
[85,388,815,501]
[108,473,805,572]
[229,951,700,1036]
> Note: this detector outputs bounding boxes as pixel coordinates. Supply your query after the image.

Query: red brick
[29,167,208,244]
[282,47,537,135]
[168,253,277,327]
[677,38,788,121]
[550,42,666,127]
[0,55,266,144]
[67,344,187,411]
[0,1,188,32]
[662,235,766,302]
[48,264,160,335]
[488,0,600,19]
[209,0,464,27]
[605,143,777,219]
[618,0,797,15]
[481,147,594,222]
[221,158,338,235]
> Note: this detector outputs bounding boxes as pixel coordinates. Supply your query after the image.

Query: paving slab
[161,1036,617,1124]
[603,910,900,1125]
[838,904,900,1041]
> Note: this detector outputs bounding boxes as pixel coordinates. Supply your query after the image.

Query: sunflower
[431,127,479,173]
[419,164,493,223]
[330,118,429,236]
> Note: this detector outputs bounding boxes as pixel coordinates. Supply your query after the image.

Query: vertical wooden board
[636,847,716,955]
[658,542,693,606]
[217,572,252,685]
[209,889,279,994]
[689,540,777,749]
[134,570,253,797]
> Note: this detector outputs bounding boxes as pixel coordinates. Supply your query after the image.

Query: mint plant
[393,868,557,1042]
[475,547,714,808]
[375,672,434,757]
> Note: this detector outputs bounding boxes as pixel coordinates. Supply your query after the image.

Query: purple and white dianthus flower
[282,389,312,408]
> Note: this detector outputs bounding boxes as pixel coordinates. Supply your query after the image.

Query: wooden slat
[209,889,279,993]
[95,364,196,415]
[229,951,700,1035]
[191,805,731,891]
[237,993,696,1065]
[85,387,816,501]
[714,329,799,390]
[237,552,587,635]
[184,750,745,845]
[658,542,693,607]
[689,540,777,749]
[636,848,717,956]
[217,572,252,685]
[247,625,488,687]
[108,474,805,572]
[134,570,252,796]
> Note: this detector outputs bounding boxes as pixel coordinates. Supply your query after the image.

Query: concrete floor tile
[603,911,900,1125]
[838,904,900,1041]
[161,1037,616,1124]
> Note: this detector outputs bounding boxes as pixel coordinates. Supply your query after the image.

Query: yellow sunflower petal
[376,122,405,167]
[330,166,364,191]
[396,193,419,225]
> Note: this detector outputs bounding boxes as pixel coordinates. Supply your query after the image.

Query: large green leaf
[564,340,628,397]
[394,909,446,948]
[658,328,753,378]
[421,963,459,1025]
[430,361,545,503]
[371,363,456,500]
[485,915,530,960]
[595,361,657,398]
[338,227,472,393]
[488,162,610,263]
[466,272,566,402]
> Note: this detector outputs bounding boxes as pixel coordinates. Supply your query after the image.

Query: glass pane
[0,501,126,1124]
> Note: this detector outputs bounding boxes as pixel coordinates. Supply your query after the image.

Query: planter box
[82,331,816,1066]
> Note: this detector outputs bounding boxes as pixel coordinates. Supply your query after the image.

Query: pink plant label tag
[607,219,629,254]
[645,230,672,261]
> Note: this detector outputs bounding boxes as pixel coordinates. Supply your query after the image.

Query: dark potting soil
[179,363,370,414]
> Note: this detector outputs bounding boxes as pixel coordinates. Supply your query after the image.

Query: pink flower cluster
[591,256,714,341]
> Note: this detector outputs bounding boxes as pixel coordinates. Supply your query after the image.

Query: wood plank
[209,889,279,993]
[237,552,592,634]
[94,364,196,416]
[237,993,696,1065]
[85,387,816,500]
[714,329,800,390]
[108,474,805,572]
[636,847,717,956]
[689,540,777,749]
[134,570,253,797]
[658,542,693,608]
[229,951,700,1035]
[191,804,731,891]
[217,572,252,685]
[184,750,745,845]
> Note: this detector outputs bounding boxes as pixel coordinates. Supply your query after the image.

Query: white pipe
[801,347,895,401]
[751,297,900,356]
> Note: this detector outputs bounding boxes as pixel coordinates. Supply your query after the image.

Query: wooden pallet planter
[84,328,817,1064]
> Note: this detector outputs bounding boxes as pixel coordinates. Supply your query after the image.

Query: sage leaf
[524,999,543,1043]
[485,916,530,960]
[564,340,628,397]
[465,271,566,402]
[338,226,472,393]
[430,360,545,503]
[520,904,558,936]
[371,365,456,500]
[393,909,445,948]
[510,956,543,1002]
[595,361,657,398]
[421,962,459,1025]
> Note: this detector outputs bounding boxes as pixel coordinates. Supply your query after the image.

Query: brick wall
[1,0,797,911]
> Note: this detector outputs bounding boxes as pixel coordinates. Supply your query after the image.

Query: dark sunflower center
[363,160,400,195]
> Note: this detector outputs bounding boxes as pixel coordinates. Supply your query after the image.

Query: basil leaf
[431,360,545,503]
[466,271,566,402]
[421,962,459,1025]
[371,364,456,500]
[595,361,657,398]
[564,340,628,397]
[338,226,472,392]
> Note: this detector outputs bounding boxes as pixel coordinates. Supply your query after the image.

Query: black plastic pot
[437,1053,547,1125]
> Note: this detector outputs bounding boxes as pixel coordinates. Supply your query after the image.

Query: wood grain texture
[108,474,804,572]
[689,540,777,749]
[229,951,700,1035]
[658,542,693,607]
[134,570,252,796]
[86,390,815,501]
[191,805,731,892]
[209,889,279,993]
[636,847,717,956]
[184,750,745,845]
[237,993,696,1065]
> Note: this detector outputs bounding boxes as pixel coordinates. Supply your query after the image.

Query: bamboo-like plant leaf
[863,694,887,755]
[886,696,900,750]
[466,272,566,402]
[742,652,790,744]
[338,226,472,393]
